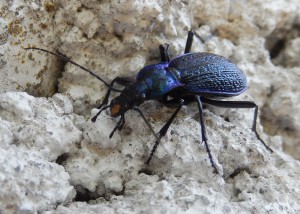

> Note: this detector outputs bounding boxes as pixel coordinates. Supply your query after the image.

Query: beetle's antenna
[132,107,159,141]
[24,47,121,92]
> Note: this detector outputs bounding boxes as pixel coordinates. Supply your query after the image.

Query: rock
[1,0,300,213]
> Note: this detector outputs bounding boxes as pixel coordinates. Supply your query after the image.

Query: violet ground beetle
[25,31,273,174]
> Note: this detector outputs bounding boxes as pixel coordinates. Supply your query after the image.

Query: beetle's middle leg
[149,95,219,174]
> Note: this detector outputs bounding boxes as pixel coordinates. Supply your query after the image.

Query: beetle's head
[110,91,146,118]
[109,96,128,117]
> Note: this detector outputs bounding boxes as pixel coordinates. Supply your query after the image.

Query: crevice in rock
[227,166,251,179]
[138,168,154,176]
[268,39,285,59]
[55,153,69,166]
[74,183,126,203]
[26,49,66,97]
[74,185,102,202]
[265,23,300,67]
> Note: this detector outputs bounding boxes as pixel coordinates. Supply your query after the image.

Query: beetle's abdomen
[170,53,247,96]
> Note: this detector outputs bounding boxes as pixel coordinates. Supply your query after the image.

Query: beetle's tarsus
[254,131,274,153]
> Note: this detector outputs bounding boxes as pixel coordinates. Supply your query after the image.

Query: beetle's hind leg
[201,97,273,153]
[195,96,219,174]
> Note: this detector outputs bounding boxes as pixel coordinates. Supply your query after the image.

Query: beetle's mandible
[25,31,273,174]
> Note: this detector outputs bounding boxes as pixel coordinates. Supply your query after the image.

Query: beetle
[25,31,273,174]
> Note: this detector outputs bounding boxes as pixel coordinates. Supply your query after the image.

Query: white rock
[0,92,80,213]
[1,0,300,213]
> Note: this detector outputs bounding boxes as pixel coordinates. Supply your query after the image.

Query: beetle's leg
[160,94,195,108]
[96,77,133,110]
[201,97,273,153]
[184,31,194,54]
[145,99,184,165]
[109,114,125,138]
[195,96,219,174]
[92,77,133,122]
[132,107,159,141]
[159,44,170,62]
[91,105,110,122]
[159,97,181,108]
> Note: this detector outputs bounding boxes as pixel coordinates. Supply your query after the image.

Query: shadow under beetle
[25,31,273,174]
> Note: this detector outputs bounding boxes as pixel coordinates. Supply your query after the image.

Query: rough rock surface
[0,0,300,213]
[0,92,80,213]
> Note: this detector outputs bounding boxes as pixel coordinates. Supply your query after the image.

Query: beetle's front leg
[109,114,125,138]
[96,77,133,110]
[91,77,133,122]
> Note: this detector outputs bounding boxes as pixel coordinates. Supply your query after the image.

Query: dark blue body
[129,52,247,103]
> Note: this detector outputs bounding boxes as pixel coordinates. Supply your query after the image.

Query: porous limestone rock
[1,0,300,213]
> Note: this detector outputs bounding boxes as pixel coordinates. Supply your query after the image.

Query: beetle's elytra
[25,31,273,174]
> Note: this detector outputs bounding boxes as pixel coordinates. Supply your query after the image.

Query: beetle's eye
[111,104,122,116]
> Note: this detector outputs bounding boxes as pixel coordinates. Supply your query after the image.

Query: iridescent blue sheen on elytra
[132,52,247,100]
[171,53,247,96]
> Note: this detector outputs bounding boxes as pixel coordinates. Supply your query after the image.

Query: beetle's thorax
[109,64,183,117]
[135,64,183,98]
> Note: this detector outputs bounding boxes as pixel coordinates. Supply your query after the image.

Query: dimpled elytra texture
[1,0,300,213]
[175,53,247,94]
